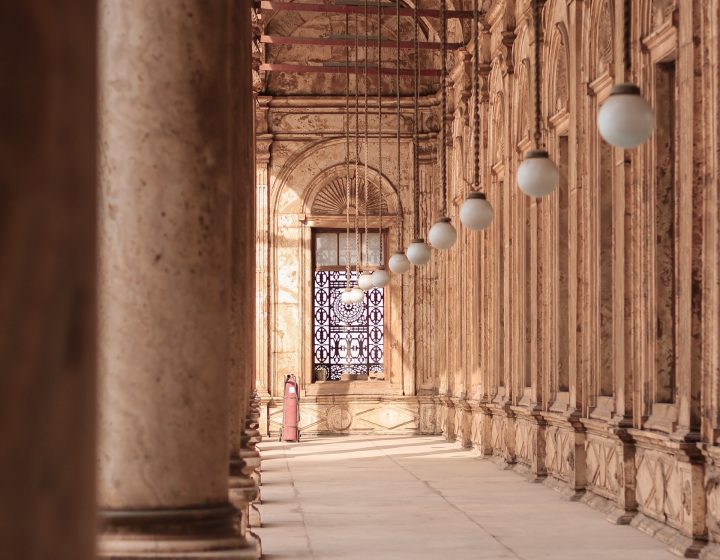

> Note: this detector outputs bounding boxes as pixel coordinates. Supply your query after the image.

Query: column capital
[256,134,273,164]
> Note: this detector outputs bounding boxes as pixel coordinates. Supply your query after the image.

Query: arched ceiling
[255,0,472,96]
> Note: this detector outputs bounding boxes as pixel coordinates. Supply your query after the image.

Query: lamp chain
[345,14,351,285]
[413,0,420,239]
[623,0,631,76]
[472,0,480,191]
[395,0,401,251]
[377,0,383,264]
[355,11,361,277]
[533,0,542,149]
[440,0,447,217]
[364,0,369,270]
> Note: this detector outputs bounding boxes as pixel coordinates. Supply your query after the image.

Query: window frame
[310,227,389,383]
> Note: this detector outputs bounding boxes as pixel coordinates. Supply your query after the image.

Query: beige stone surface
[257,435,678,560]
[98,0,234,510]
[256,0,720,553]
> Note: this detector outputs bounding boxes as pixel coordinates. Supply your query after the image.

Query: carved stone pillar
[0,2,97,558]
[242,391,263,527]
[228,6,261,557]
[97,1,255,557]
[255,126,273,436]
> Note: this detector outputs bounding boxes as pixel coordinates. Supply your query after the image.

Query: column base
[631,512,706,558]
[98,504,259,559]
[248,503,262,528]
[228,476,259,506]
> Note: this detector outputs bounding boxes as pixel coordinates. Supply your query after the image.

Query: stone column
[228,5,262,552]
[0,3,97,560]
[255,126,273,436]
[98,1,255,557]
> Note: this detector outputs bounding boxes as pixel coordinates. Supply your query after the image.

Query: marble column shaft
[98,1,254,557]
[229,0,257,473]
[0,2,97,560]
[228,6,261,542]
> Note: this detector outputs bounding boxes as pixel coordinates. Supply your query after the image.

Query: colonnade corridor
[256,436,676,560]
[5,0,720,559]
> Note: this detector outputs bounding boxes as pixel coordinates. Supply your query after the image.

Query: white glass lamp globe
[459,192,494,231]
[388,251,411,274]
[517,149,559,198]
[349,286,365,303]
[406,238,431,266]
[428,217,457,250]
[340,287,354,305]
[597,83,655,149]
[357,271,374,291]
[371,266,391,288]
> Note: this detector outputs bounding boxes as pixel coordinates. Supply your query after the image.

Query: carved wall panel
[268,397,420,435]
[545,424,574,482]
[586,434,623,500]
[513,415,545,475]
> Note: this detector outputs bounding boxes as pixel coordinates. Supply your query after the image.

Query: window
[312,231,385,381]
[315,232,382,268]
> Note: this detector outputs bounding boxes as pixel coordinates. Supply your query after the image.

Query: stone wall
[256,0,720,555]
[254,92,440,436]
[416,1,720,557]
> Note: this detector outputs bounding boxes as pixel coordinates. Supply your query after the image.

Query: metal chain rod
[355,11,361,275]
[413,0,420,239]
[378,0,384,263]
[345,13,352,285]
[395,0,401,251]
[472,0,480,191]
[623,0,631,75]
[533,0,542,148]
[440,0,447,217]
[364,0,369,269]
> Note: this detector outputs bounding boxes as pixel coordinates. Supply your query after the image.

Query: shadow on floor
[262,438,451,459]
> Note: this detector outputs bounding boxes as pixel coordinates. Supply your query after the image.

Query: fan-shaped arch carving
[588,0,615,79]
[310,175,395,216]
[547,24,570,116]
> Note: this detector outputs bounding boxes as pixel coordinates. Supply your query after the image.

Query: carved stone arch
[303,163,402,218]
[588,0,615,80]
[514,59,532,145]
[545,23,570,117]
[490,91,505,165]
[512,20,532,147]
[488,57,506,165]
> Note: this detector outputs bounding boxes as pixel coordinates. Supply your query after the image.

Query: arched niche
[269,138,407,401]
[303,163,402,220]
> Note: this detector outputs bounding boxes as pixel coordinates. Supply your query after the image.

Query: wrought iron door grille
[312,269,384,380]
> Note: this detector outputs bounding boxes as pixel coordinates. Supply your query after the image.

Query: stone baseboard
[700,543,720,560]
[581,490,636,525]
[543,475,585,501]
[631,512,706,558]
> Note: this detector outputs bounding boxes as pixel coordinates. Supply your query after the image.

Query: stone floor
[256,435,677,560]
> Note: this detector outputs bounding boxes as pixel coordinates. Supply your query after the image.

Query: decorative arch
[487,53,506,167]
[587,0,615,80]
[545,22,570,117]
[303,163,401,217]
[271,137,348,216]
[512,19,532,147]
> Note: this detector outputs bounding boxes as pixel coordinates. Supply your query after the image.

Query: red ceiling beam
[260,35,463,50]
[259,63,441,77]
[257,1,475,19]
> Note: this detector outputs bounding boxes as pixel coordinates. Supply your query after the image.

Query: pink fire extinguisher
[280,374,300,442]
